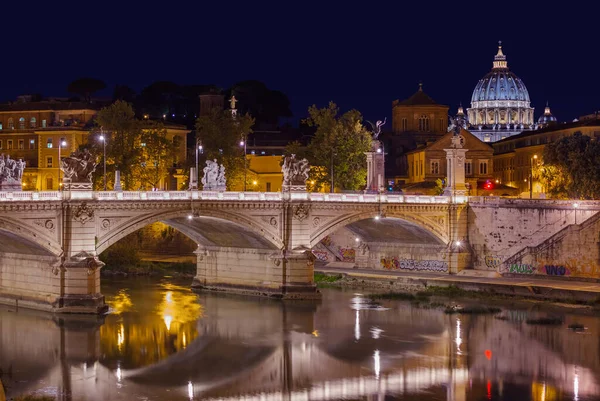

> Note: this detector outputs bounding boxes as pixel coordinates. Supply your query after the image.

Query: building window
[30,117,36,128]
[430,160,440,175]
[401,118,407,131]
[7,140,13,150]
[420,161,424,176]
[8,118,13,129]
[0,140,3,149]
[29,139,35,150]
[18,139,24,150]
[47,138,53,148]
[42,119,47,128]
[19,117,25,129]
[479,161,488,175]
[47,157,53,168]
[46,177,53,190]
[465,160,472,175]
[266,182,271,192]
[0,123,2,130]
[418,115,430,131]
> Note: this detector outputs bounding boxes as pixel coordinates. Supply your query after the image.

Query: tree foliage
[539,132,600,199]
[93,101,177,190]
[195,109,254,190]
[303,102,372,191]
[67,78,106,102]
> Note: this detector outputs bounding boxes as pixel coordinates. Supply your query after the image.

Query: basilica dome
[537,102,557,127]
[467,42,535,142]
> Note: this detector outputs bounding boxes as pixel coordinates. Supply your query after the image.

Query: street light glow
[455,240,461,247]
[573,203,579,208]
[61,140,67,147]
[377,148,382,153]
[239,140,245,147]
[99,135,105,141]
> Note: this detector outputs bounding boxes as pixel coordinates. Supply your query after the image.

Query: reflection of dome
[537,102,557,126]
[466,42,535,142]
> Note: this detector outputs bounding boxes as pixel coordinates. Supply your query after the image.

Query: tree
[113,85,137,103]
[539,132,600,199]
[195,109,254,190]
[93,101,178,190]
[304,102,372,191]
[67,78,106,102]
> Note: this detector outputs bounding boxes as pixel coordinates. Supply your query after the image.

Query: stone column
[443,148,468,198]
[189,167,198,190]
[114,170,122,191]
[445,203,471,274]
[58,202,107,313]
[365,140,384,192]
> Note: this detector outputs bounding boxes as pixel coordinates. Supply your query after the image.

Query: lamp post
[99,134,107,191]
[573,202,579,224]
[195,139,203,190]
[529,154,538,199]
[330,150,336,193]
[58,139,67,190]
[240,136,247,192]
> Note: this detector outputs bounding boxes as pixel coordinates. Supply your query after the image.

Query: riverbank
[314,268,600,307]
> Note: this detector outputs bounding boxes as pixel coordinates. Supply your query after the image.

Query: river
[1,276,599,400]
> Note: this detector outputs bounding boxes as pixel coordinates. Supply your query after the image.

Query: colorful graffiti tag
[380,257,448,272]
[339,248,356,262]
[312,250,329,262]
[484,255,503,269]
[321,235,332,246]
[505,264,536,274]
[542,265,570,276]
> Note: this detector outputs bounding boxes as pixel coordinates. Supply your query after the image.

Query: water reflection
[1,278,600,400]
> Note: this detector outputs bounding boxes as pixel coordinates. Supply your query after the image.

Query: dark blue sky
[3,2,599,125]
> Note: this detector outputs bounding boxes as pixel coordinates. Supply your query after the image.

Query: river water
[1,277,600,401]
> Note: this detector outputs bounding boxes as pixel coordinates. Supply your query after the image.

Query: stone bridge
[0,190,598,314]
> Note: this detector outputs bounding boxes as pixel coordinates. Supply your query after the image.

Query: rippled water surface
[1,276,600,400]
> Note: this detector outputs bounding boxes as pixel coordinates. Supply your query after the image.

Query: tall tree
[538,132,600,199]
[304,102,372,191]
[113,84,137,103]
[133,122,175,190]
[67,78,106,102]
[195,109,254,190]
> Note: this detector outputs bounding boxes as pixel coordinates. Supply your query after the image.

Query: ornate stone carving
[73,202,94,224]
[293,204,309,221]
[0,154,26,191]
[61,149,97,190]
[33,219,56,233]
[312,216,321,227]
[101,219,110,230]
[366,118,386,140]
[282,154,309,189]
[269,217,277,227]
[201,159,226,191]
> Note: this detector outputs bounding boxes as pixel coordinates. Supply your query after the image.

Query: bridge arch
[310,210,448,248]
[96,208,282,255]
[0,216,61,256]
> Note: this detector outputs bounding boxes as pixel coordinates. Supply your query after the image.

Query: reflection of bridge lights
[456,318,462,354]
[117,323,125,350]
[312,330,319,337]
[370,326,383,339]
[574,368,580,401]
[188,381,194,400]
[166,291,173,303]
[164,315,173,331]
[355,310,360,341]
[373,350,380,379]
[116,366,122,382]
[183,332,187,348]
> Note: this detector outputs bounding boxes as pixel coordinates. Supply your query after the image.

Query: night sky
[3,2,599,125]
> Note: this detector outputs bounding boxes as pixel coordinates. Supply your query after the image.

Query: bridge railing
[0,191,463,204]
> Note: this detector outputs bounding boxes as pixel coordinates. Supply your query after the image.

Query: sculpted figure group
[201,159,226,190]
[61,149,97,183]
[282,154,310,186]
[0,154,25,184]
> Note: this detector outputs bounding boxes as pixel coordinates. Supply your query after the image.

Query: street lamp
[573,202,579,224]
[99,134,107,191]
[195,139,203,190]
[240,136,247,191]
[58,139,67,190]
[529,154,538,199]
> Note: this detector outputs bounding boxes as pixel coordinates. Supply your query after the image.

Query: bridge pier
[192,245,319,299]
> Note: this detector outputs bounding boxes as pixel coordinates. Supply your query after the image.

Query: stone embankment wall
[468,198,600,278]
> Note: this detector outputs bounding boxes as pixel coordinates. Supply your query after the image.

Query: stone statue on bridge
[0,154,26,191]
[202,159,226,191]
[282,154,310,191]
[61,149,97,190]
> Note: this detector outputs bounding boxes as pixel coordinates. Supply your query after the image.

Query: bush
[100,242,140,269]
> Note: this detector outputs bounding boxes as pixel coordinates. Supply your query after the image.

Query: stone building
[402,129,519,196]
[382,84,449,185]
[465,42,536,143]
[492,117,600,197]
[0,96,189,190]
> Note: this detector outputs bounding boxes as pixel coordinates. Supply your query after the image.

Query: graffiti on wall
[340,248,356,263]
[380,257,448,272]
[541,265,570,276]
[321,235,332,246]
[503,264,536,274]
[312,250,329,262]
[484,255,503,269]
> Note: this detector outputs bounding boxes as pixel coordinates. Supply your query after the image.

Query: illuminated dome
[467,42,535,142]
[537,102,557,127]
